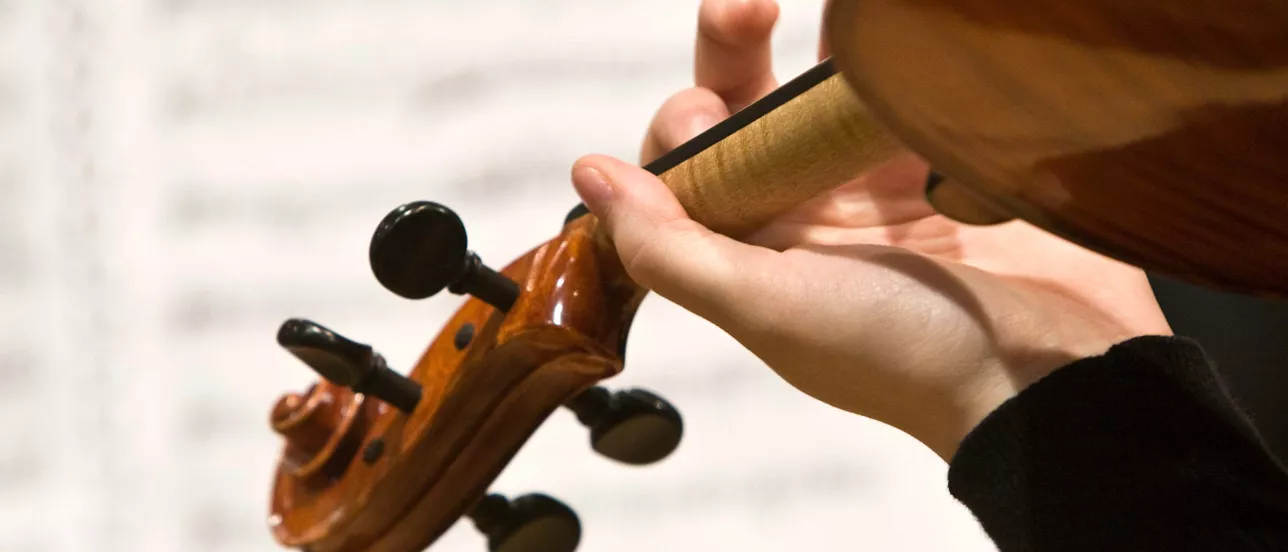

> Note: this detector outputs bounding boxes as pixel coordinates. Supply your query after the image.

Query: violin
[263,1,1288,550]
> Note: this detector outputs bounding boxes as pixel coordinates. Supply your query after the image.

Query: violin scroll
[269,380,374,482]
[267,203,691,551]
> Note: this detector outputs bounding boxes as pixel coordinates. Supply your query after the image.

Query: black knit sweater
[948,336,1288,551]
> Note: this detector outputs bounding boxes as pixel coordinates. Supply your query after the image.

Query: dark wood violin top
[828,0,1288,297]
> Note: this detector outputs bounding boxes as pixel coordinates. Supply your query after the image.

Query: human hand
[571,0,1173,461]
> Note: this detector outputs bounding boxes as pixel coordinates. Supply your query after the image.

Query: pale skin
[571,0,1174,461]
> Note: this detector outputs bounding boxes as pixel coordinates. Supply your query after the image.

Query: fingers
[639,87,731,164]
[817,8,831,60]
[570,154,776,327]
[640,0,779,164]
[746,215,966,261]
[696,0,780,112]
[800,154,936,226]
[744,153,938,242]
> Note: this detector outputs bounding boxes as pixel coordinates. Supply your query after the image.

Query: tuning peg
[276,318,422,413]
[468,493,581,552]
[369,201,520,312]
[565,387,683,465]
[564,203,590,226]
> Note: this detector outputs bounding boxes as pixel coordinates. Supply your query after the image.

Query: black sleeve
[947,336,1288,551]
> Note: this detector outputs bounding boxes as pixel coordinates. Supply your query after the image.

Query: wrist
[930,324,1172,461]
[920,328,1167,461]
[913,359,1027,462]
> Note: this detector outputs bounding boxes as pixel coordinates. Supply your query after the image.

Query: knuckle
[620,239,664,287]
[618,218,688,286]
[644,88,721,160]
[642,98,725,157]
[617,217,714,290]
[697,0,742,46]
[658,88,721,120]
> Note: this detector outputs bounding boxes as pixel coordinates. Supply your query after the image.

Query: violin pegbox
[265,202,682,552]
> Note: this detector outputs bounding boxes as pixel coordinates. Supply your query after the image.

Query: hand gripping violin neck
[266,58,882,552]
[264,1,1288,549]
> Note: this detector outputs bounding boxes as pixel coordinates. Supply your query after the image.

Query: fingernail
[572,164,613,215]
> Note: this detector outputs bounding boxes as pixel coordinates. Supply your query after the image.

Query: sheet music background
[0,0,996,550]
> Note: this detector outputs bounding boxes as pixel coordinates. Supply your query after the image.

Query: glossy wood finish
[268,215,646,551]
[271,382,374,481]
[827,0,1288,296]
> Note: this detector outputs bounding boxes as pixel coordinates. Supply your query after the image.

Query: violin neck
[656,59,902,240]
[643,60,844,177]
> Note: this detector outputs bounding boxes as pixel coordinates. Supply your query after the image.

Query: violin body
[828,0,1288,296]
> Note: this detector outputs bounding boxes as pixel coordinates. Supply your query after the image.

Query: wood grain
[270,382,374,481]
[658,72,903,239]
[827,0,1288,296]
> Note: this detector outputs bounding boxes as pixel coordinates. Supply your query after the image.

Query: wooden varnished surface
[268,215,646,551]
[828,0,1288,296]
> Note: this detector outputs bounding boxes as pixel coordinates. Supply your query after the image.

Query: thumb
[570,154,777,326]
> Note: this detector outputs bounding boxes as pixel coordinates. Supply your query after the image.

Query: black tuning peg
[276,318,422,414]
[565,387,683,465]
[468,493,581,552]
[369,201,520,312]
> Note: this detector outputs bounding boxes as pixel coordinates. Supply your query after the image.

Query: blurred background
[0,1,1283,551]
